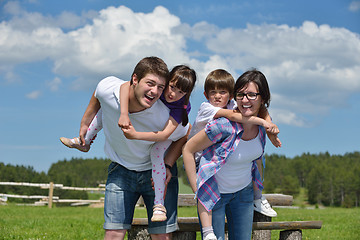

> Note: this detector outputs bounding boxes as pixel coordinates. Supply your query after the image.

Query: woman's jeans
[211,182,254,240]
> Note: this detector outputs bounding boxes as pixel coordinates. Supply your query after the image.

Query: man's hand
[79,92,100,146]
[164,167,172,186]
[151,167,172,200]
[79,125,89,146]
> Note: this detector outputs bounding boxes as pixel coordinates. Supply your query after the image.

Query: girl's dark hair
[234,68,271,108]
[170,65,197,126]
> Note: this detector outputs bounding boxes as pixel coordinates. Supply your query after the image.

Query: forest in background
[1,152,359,207]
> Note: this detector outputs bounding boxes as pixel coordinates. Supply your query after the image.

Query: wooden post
[252,211,272,240]
[279,230,302,240]
[127,227,151,240]
[127,227,197,240]
[48,182,54,209]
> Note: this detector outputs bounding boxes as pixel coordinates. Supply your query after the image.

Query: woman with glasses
[183,69,278,240]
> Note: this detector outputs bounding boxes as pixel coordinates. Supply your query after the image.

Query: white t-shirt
[189,100,236,166]
[95,76,189,171]
[215,132,262,193]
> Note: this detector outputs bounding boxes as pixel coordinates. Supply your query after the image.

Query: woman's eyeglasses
[235,92,260,100]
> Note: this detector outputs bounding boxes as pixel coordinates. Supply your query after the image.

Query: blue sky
[1,0,359,173]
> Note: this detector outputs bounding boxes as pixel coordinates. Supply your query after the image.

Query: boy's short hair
[131,56,169,84]
[204,69,235,96]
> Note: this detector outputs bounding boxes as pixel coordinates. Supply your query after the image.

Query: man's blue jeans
[211,182,254,240]
[103,162,179,234]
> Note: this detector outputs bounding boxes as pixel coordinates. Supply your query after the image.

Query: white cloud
[197,55,234,85]
[3,1,24,16]
[47,77,62,91]
[59,5,188,86]
[26,90,41,99]
[1,5,360,127]
[0,5,194,89]
[3,1,97,30]
[185,21,219,41]
[349,1,360,12]
[0,65,20,84]
[5,70,19,83]
[200,21,360,125]
[269,108,307,127]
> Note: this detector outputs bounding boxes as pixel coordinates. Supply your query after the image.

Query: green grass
[1,204,359,240]
[178,177,194,194]
[1,185,359,239]
[270,207,360,240]
[0,204,104,239]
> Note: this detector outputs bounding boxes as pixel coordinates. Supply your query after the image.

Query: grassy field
[1,203,359,239]
[1,182,359,239]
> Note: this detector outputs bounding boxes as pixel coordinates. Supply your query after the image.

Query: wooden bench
[129,193,322,240]
[130,217,322,240]
[137,193,294,207]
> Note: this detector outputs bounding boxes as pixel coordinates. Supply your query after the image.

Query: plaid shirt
[196,117,266,211]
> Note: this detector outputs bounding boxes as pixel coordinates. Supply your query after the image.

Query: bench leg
[128,227,197,240]
[173,231,197,240]
[128,227,151,240]
[279,230,302,240]
[252,211,271,240]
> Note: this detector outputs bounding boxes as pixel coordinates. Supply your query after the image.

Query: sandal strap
[153,204,166,214]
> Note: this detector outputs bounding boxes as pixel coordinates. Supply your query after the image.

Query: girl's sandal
[151,204,167,222]
[60,137,90,152]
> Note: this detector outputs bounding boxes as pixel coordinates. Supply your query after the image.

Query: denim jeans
[211,182,254,240]
[103,162,179,234]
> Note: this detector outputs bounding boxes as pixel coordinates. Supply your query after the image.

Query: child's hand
[264,122,279,135]
[267,133,282,148]
[264,123,281,147]
[121,125,138,139]
[118,114,131,129]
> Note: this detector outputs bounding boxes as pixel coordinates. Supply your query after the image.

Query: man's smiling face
[131,73,166,112]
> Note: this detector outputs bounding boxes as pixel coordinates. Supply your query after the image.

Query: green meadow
[1,181,359,239]
[1,204,359,239]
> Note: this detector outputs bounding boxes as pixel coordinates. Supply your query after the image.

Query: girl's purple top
[160,94,191,124]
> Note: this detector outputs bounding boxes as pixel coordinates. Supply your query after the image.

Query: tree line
[0,157,110,202]
[263,152,360,207]
[1,152,359,207]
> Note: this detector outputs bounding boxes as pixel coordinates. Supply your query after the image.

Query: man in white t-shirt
[79,57,189,240]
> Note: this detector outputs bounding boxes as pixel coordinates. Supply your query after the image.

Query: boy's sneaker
[254,196,277,217]
[60,137,90,152]
[204,233,217,240]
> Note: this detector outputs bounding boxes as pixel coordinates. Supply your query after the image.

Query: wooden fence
[0,182,105,208]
